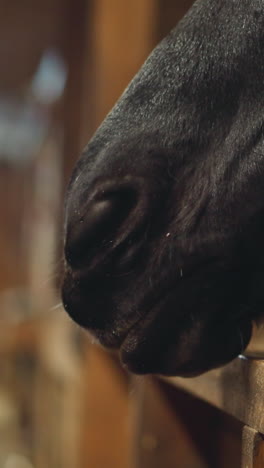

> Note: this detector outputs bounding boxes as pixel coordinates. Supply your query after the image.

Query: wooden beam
[133,377,211,468]
[165,356,264,434]
[91,0,159,127]
[133,377,242,468]
[67,3,160,467]
[80,345,132,468]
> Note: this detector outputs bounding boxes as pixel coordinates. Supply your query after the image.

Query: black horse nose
[64,177,146,270]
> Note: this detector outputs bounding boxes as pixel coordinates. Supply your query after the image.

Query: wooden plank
[133,377,243,468]
[242,426,264,468]
[165,356,264,433]
[80,345,132,468]
[62,0,159,184]
[62,0,92,186]
[69,3,159,467]
[91,0,159,127]
[133,377,209,468]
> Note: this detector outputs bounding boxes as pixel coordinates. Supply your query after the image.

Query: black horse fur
[62,0,264,376]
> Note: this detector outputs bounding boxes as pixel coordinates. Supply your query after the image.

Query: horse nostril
[82,195,127,239]
[64,181,140,269]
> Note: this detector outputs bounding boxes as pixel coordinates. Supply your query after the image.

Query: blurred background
[0,1,219,467]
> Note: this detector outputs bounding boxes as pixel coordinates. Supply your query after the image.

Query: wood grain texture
[242,426,264,468]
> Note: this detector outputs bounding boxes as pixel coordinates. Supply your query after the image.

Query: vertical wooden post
[69,2,159,466]
[62,0,93,187]
[80,345,132,468]
[91,0,158,126]
[133,377,209,468]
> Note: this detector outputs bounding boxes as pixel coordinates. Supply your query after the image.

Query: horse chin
[118,312,253,377]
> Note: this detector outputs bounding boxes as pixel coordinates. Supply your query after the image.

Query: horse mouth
[118,315,252,376]
[81,281,253,377]
[62,257,254,376]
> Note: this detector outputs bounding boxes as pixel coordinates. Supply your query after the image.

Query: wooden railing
[130,355,264,467]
